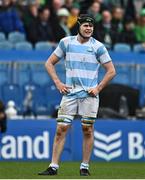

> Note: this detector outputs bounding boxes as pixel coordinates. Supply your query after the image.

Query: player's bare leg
[80,125,94,176]
[51,124,70,164]
[38,124,70,175]
[82,125,94,163]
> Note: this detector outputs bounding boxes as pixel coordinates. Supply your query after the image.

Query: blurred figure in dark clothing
[0,100,7,133]
[0,0,25,35]
[87,1,102,23]
[111,6,124,33]
[63,0,73,11]
[124,0,136,20]
[119,17,137,48]
[26,6,55,44]
[94,10,117,48]
[23,1,38,30]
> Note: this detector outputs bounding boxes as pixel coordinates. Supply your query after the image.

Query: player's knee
[56,125,69,138]
[82,125,93,137]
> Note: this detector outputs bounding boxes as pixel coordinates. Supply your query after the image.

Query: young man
[38,14,116,176]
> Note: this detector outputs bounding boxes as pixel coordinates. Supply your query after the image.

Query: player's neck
[77,34,90,44]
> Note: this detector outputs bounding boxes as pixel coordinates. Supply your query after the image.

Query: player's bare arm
[45,54,71,94]
[88,61,116,96]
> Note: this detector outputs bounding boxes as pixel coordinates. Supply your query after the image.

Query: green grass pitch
[0,162,145,179]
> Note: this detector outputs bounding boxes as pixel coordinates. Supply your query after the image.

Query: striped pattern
[54,36,111,98]
[81,117,96,126]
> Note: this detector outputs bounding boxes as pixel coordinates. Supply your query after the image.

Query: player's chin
[84,33,92,38]
[83,35,92,39]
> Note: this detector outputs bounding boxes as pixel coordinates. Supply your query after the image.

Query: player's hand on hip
[56,82,72,94]
[88,87,99,97]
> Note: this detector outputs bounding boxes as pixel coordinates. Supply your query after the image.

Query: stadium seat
[8,31,26,44]
[45,85,62,113]
[98,66,106,83]
[35,41,53,51]
[114,43,131,52]
[30,63,51,86]
[55,61,65,73]
[133,44,145,53]
[57,71,66,83]
[15,41,33,50]
[33,85,49,115]
[23,84,49,115]
[1,83,23,111]
[138,66,145,88]
[0,63,10,85]
[0,32,6,42]
[16,63,31,86]
[112,65,134,86]
[0,41,13,50]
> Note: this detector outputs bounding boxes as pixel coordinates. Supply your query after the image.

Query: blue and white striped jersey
[53,35,112,98]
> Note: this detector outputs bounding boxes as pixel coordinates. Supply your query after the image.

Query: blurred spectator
[119,17,137,48]
[0,100,7,133]
[87,1,102,22]
[26,6,55,44]
[23,86,36,118]
[94,10,116,48]
[53,8,71,42]
[134,9,145,43]
[23,1,38,30]
[51,0,63,15]
[124,0,136,21]
[63,0,74,11]
[111,6,124,33]
[105,0,126,8]
[67,3,80,29]
[0,0,25,35]
[93,0,109,12]
[78,0,93,14]
[5,100,17,119]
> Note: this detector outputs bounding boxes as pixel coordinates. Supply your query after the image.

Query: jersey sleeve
[97,45,112,64]
[53,39,66,59]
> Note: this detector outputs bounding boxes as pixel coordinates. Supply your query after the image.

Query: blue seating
[98,65,134,86]
[45,85,62,107]
[16,63,31,86]
[15,41,33,50]
[23,84,49,115]
[8,31,26,44]
[1,83,23,111]
[114,43,131,52]
[0,63,10,85]
[57,71,66,83]
[133,44,145,53]
[30,63,51,86]
[0,32,6,42]
[32,85,49,115]
[138,66,145,87]
[35,41,53,51]
[98,66,106,83]
[0,41,13,50]
[55,62,65,73]
[112,65,134,86]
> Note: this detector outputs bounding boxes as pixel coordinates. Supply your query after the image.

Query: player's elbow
[112,68,116,77]
[45,59,52,70]
[110,68,116,79]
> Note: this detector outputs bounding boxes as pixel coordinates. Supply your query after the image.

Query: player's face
[79,23,94,38]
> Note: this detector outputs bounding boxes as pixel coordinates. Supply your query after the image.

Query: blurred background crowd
[0,0,145,49]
